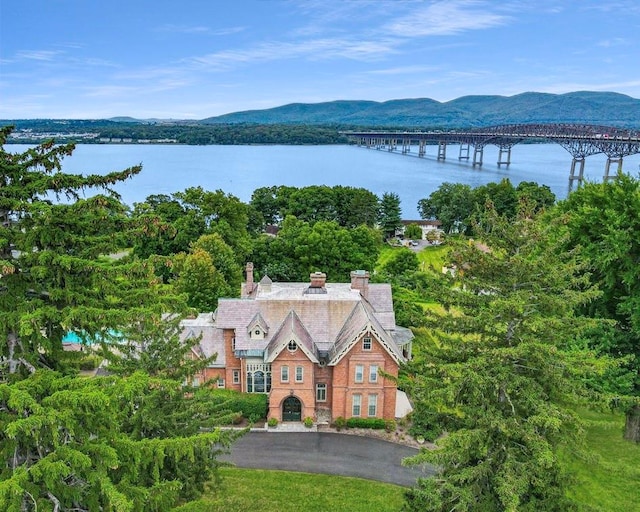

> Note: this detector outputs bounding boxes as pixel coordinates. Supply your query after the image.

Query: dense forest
[1,127,639,511]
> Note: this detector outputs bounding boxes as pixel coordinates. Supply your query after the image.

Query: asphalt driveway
[220,431,435,487]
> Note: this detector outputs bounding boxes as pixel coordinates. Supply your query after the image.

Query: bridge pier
[437,141,447,161]
[473,145,484,167]
[604,156,623,180]
[459,144,470,160]
[497,146,512,166]
[418,140,426,158]
[568,157,586,192]
[402,138,410,154]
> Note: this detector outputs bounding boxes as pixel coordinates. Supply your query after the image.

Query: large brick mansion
[181,264,413,423]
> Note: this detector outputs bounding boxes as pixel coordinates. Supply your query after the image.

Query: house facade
[397,219,443,240]
[181,264,413,423]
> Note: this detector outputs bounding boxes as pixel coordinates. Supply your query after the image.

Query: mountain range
[3,91,639,131]
[198,91,640,128]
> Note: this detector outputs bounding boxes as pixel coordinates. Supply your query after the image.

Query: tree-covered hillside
[200,91,640,128]
[3,91,639,146]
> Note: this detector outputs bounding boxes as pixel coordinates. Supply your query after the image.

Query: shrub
[333,416,347,431]
[346,418,386,430]
[78,355,101,371]
[210,389,268,421]
[408,408,446,442]
[267,417,278,428]
[385,419,397,433]
[303,416,314,428]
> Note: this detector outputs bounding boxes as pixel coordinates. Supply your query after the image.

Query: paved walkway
[220,431,435,487]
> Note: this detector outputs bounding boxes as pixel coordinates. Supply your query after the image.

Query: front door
[282,396,302,422]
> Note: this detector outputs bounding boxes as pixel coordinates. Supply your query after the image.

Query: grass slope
[173,468,405,512]
[564,410,640,511]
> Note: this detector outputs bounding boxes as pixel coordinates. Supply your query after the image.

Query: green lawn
[377,243,450,274]
[416,244,449,272]
[564,409,640,511]
[173,468,406,512]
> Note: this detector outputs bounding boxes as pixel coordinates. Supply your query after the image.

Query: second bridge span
[341,123,640,192]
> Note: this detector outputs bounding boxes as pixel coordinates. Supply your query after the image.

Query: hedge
[208,389,268,421]
[346,417,387,429]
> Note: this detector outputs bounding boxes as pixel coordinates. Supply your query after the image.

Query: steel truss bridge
[341,124,640,191]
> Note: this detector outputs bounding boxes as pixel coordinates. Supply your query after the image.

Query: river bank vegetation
[1,128,639,510]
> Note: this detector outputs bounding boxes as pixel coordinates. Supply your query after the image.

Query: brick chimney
[309,271,326,288]
[243,262,255,297]
[350,270,370,298]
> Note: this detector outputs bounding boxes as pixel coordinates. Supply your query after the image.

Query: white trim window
[363,337,372,351]
[281,365,289,383]
[316,383,327,402]
[352,394,362,417]
[295,365,304,382]
[232,370,240,384]
[355,364,364,383]
[368,394,377,417]
[369,364,378,383]
[217,378,225,388]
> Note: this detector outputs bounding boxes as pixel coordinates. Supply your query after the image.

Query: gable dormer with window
[247,312,269,340]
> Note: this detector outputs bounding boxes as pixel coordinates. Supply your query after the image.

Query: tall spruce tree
[0,129,242,510]
[403,204,604,512]
[0,371,241,511]
[378,191,403,239]
[0,126,156,376]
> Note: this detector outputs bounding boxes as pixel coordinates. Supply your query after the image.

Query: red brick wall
[269,344,316,421]
[223,328,242,391]
[331,332,398,420]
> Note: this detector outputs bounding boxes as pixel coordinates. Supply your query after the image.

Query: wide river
[10,143,640,216]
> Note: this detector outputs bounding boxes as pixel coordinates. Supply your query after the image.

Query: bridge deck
[340,124,640,192]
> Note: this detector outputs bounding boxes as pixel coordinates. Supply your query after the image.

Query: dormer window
[248,313,269,340]
[249,326,265,340]
[288,340,298,352]
[363,337,372,351]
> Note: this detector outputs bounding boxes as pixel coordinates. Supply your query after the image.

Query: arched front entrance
[282,396,302,422]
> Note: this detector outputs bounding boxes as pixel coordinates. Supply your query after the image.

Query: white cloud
[15,50,62,61]
[366,65,441,75]
[156,24,245,36]
[597,37,629,48]
[188,37,397,70]
[385,0,510,37]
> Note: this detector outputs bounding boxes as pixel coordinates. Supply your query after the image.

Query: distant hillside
[3,91,639,145]
[200,92,640,128]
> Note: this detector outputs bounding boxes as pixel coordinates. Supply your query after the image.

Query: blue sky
[1,0,639,119]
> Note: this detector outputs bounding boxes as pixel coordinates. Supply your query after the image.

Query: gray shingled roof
[180,313,226,367]
[210,278,409,365]
[264,310,319,363]
[329,300,404,365]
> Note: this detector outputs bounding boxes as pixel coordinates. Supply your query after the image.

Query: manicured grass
[416,244,449,272]
[376,244,402,271]
[377,243,450,275]
[564,409,640,511]
[173,468,406,512]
